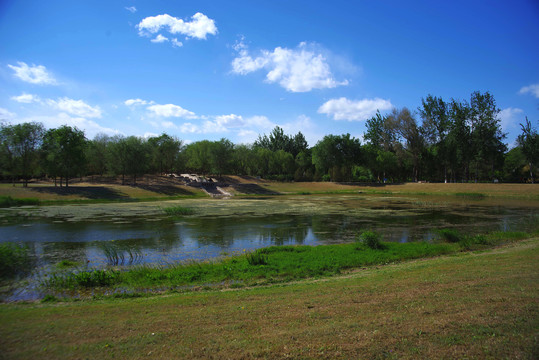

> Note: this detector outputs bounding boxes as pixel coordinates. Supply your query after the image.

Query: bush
[0,242,31,278]
[358,231,384,250]
[0,196,40,208]
[437,229,463,243]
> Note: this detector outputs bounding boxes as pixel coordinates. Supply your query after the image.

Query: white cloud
[11,93,41,104]
[17,113,120,138]
[519,83,539,98]
[171,38,183,47]
[180,122,200,133]
[7,62,57,85]
[125,6,137,13]
[125,98,154,106]
[147,103,196,118]
[498,107,524,131]
[231,41,348,92]
[151,34,169,43]
[161,121,177,129]
[137,12,217,43]
[318,97,393,121]
[0,107,16,120]
[47,97,102,118]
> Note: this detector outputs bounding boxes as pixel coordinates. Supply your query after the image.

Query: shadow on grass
[227,183,280,195]
[133,185,195,196]
[29,186,129,200]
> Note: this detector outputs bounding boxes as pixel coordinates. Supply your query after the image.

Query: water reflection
[1,203,538,301]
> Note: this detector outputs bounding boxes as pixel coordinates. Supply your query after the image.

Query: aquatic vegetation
[0,243,31,278]
[55,260,79,269]
[162,205,195,216]
[99,242,143,266]
[44,269,120,289]
[437,228,464,243]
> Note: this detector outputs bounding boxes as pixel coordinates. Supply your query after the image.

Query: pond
[1,194,538,301]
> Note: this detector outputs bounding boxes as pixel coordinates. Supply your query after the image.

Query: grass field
[1,238,537,359]
[1,178,538,204]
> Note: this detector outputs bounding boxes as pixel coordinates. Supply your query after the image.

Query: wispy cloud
[7,62,57,85]
[11,93,42,104]
[125,6,137,13]
[318,97,393,121]
[519,83,539,98]
[232,40,348,92]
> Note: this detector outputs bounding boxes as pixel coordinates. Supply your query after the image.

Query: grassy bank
[41,230,531,295]
[1,238,537,359]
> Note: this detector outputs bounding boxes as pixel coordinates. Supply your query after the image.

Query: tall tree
[86,133,111,177]
[390,108,424,182]
[42,125,86,187]
[419,95,450,182]
[0,122,44,186]
[469,91,506,181]
[517,117,538,183]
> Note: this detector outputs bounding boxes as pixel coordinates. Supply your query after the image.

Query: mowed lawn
[1,239,538,359]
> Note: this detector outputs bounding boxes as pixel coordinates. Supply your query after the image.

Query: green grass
[1,237,537,359]
[162,205,195,216]
[55,260,80,269]
[0,242,32,278]
[43,241,459,291]
[41,229,537,294]
[0,196,40,208]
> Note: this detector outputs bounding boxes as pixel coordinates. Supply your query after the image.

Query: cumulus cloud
[318,97,393,121]
[231,41,348,92]
[125,6,137,13]
[171,38,183,47]
[11,93,41,104]
[137,12,217,45]
[147,103,197,118]
[47,97,102,118]
[519,83,539,98]
[7,62,57,85]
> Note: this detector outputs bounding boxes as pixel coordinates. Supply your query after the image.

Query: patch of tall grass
[0,242,32,278]
[455,192,485,199]
[0,196,40,208]
[162,205,195,216]
[44,269,120,289]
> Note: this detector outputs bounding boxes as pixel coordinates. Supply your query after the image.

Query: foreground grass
[1,238,537,359]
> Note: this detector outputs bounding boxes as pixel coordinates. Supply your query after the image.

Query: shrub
[358,231,384,250]
[246,251,268,266]
[437,229,463,243]
[0,196,40,208]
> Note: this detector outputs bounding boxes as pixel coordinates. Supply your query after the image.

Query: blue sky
[0,0,538,147]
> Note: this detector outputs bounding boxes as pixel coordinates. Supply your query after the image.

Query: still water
[1,195,538,301]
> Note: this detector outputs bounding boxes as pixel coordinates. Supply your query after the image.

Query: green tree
[312,134,361,181]
[107,136,149,185]
[517,117,538,183]
[0,122,45,186]
[147,134,183,175]
[42,125,87,187]
[469,91,506,181]
[419,95,450,182]
[503,147,527,182]
[86,133,111,178]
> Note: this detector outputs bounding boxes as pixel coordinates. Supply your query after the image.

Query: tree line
[1,91,537,186]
